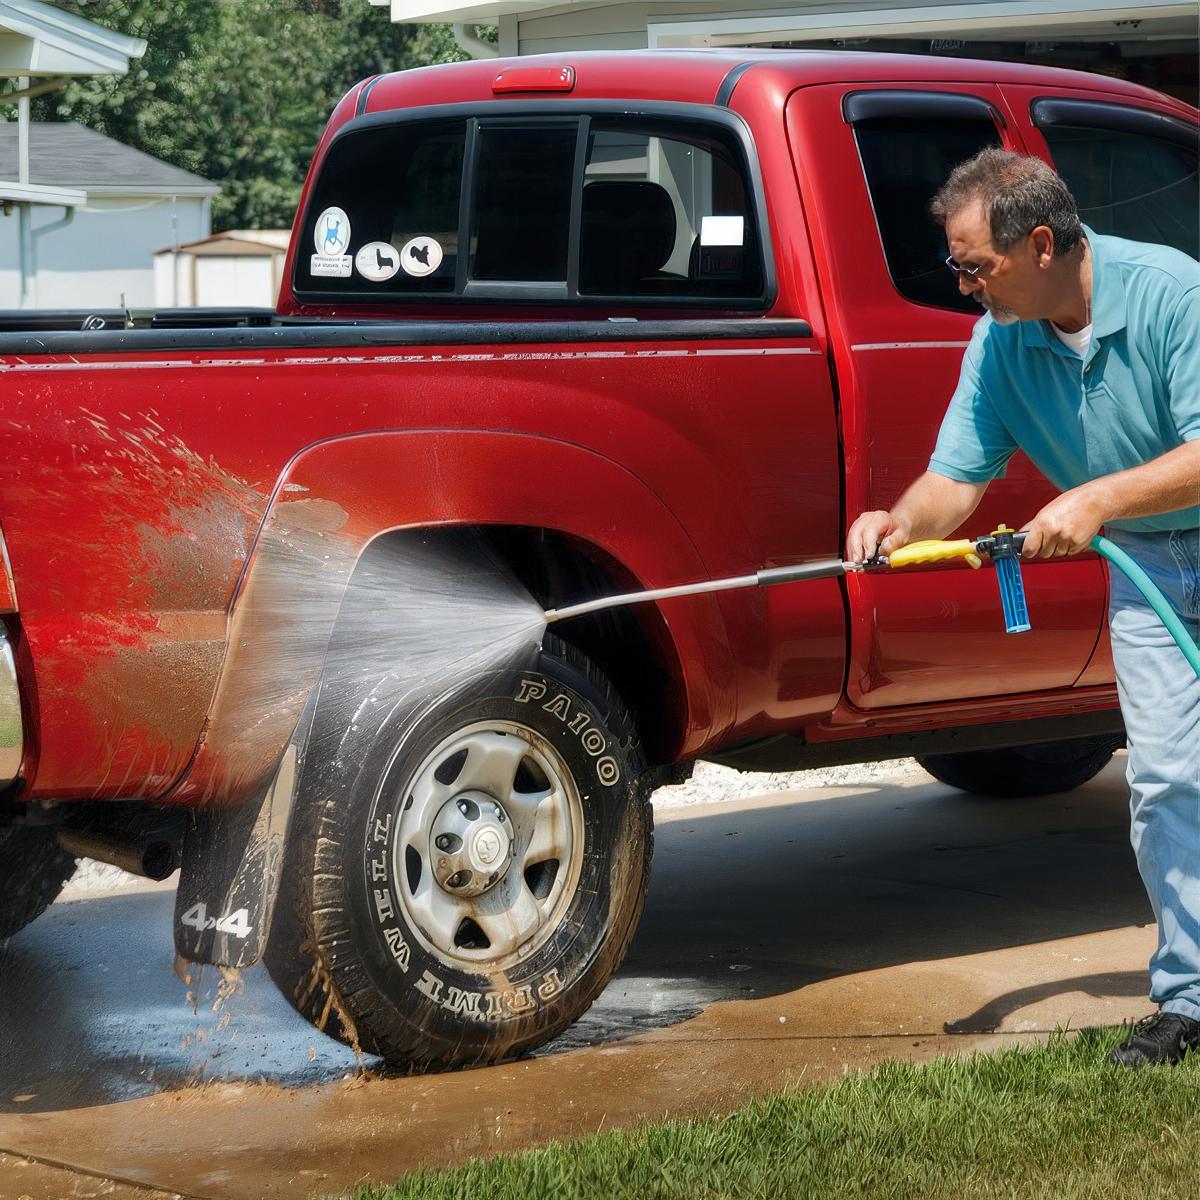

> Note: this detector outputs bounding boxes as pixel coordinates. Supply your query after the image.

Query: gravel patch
[54,761,930,899]
[652,757,929,811]
[59,857,153,900]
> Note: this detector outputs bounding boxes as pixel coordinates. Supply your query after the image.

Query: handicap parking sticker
[355,241,401,282]
[400,236,443,278]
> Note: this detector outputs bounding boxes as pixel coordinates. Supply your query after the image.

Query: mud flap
[173,698,315,969]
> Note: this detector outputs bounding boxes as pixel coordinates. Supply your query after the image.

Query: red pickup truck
[1,50,1196,1071]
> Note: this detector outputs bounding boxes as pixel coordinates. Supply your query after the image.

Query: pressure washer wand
[544,526,1031,630]
[543,558,859,624]
[543,527,1200,678]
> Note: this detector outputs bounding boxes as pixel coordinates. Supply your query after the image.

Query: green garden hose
[1092,535,1200,679]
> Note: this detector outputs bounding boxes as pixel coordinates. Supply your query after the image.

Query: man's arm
[846,471,989,563]
[1021,440,1200,558]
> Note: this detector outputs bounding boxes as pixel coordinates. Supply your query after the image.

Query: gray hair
[930,148,1083,256]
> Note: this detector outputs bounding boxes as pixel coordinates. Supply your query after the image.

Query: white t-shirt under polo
[1051,321,1093,358]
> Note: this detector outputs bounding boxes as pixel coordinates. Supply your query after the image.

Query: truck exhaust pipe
[57,827,179,881]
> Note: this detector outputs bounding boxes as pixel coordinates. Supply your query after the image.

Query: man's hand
[845,510,911,563]
[1020,485,1108,558]
[846,474,988,563]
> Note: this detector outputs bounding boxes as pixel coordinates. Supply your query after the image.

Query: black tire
[0,827,77,939]
[265,635,652,1071]
[917,735,1119,798]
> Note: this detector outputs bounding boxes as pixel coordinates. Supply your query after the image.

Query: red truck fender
[164,428,736,810]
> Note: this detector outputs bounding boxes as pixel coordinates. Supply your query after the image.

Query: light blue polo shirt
[930,226,1200,533]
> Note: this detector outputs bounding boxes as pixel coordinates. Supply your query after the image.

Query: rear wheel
[0,827,77,939]
[917,735,1119,798]
[266,637,652,1071]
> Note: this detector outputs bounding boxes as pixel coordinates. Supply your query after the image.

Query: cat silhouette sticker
[355,241,401,282]
[400,236,443,278]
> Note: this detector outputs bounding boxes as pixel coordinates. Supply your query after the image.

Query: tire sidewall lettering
[514,674,622,787]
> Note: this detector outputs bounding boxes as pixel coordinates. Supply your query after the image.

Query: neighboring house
[371,0,1197,101]
[0,122,218,309]
[154,230,291,309]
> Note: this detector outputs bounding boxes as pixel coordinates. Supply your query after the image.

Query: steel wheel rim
[389,719,585,972]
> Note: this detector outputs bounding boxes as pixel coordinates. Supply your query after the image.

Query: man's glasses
[944,255,985,279]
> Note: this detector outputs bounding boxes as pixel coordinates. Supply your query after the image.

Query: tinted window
[297,120,464,295]
[855,117,1003,312]
[293,112,767,306]
[579,123,763,298]
[470,124,577,281]
[1041,125,1198,260]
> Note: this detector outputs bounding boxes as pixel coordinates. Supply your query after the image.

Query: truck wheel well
[341,526,686,768]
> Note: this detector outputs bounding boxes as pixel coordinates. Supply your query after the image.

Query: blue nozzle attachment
[994,554,1031,634]
[977,526,1031,634]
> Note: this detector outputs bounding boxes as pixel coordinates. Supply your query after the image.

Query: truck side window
[579,123,762,299]
[1040,125,1198,260]
[854,117,1002,313]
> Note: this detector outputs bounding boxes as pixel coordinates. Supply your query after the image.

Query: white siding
[516,1,653,53]
[0,195,209,309]
[514,0,755,53]
[511,0,1123,53]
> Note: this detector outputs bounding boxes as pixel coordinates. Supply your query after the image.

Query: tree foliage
[17,0,475,229]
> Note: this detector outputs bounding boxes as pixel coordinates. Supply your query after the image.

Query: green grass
[351,1029,1200,1200]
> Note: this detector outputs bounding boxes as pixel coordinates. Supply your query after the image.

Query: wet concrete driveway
[0,757,1154,1199]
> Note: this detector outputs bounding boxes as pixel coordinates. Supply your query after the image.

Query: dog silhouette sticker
[400,236,443,278]
[355,241,401,282]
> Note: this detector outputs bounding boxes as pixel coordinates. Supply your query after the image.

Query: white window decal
[700,215,744,247]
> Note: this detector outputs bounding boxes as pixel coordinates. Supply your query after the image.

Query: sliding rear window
[293,106,769,307]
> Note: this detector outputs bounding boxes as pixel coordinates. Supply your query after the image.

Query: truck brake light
[492,66,575,94]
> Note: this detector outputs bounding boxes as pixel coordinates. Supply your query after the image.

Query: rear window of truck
[294,108,767,307]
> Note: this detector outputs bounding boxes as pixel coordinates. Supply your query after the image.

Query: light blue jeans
[1106,527,1200,1019]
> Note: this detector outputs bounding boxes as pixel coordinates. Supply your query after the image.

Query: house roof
[156,230,291,256]
[0,122,218,196]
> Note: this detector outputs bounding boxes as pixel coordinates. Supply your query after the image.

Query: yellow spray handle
[885,539,983,569]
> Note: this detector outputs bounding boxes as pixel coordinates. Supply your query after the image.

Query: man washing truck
[847,148,1200,1067]
[2,53,1196,1071]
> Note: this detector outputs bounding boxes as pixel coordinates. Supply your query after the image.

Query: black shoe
[1109,1012,1200,1068]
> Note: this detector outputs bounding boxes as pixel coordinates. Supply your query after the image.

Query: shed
[154,229,291,308]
